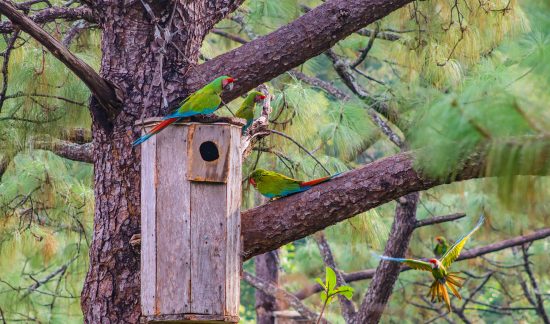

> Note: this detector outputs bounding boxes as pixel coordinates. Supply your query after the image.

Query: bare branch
[521,245,550,323]
[211,28,247,44]
[415,213,467,228]
[0,1,122,123]
[62,20,94,47]
[0,6,95,33]
[288,70,349,101]
[243,271,323,323]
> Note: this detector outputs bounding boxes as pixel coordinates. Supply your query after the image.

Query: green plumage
[167,75,231,118]
[433,236,449,258]
[132,76,234,146]
[249,169,336,198]
[379,216,485,312]
[249,169,303,199]
[236,91,264,134]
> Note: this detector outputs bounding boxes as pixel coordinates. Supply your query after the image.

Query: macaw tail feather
[427,273,465,312]
[446,272,465,289]
[299,172,341,188]
[132,118,178,146]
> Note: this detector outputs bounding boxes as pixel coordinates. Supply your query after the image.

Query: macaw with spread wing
[379,215,485,312]
[132,75,235,146]
[249,169,338,199]
[235,91,266,134]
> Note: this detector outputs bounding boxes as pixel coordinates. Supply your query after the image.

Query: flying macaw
[235,91,266,134]
[378,216,485,312]
[433,236,449,258]
[248,169,339,199]
[132,75,235,146]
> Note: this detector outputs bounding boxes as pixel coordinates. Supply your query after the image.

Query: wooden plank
[187,124,231,183]
[225,126,242,316]
[190,182,226,315]
[156,125,191,314]
[141,126,157,316]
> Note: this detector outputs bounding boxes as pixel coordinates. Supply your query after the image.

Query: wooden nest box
[138,117,244,323]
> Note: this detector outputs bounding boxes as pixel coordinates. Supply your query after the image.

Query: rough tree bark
[76,1,414,322]
[255,251,280,324]
[80,2,245,322]
[3,0,546,323]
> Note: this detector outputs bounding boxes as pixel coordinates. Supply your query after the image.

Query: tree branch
[243,272,323,323]
[356,192,419,323]
[241,144,550,260]
[0,6,95,33]
[184,0,413,104]
[295,228,550,299]
[415,213,467,228]
[33,137,93,163]
[521,244,550,324]
[0,1,122,123]
[314,232,356,323]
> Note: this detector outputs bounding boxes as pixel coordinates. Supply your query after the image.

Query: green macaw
[433,236,449,258]
[235,91,266,134]
[133,75,235,146]
[379,216,485,312]
[248,169,339,199]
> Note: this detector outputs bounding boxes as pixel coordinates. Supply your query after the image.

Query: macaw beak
[255,94,266,102]
[223,78,235,91]
[249,178,256,186]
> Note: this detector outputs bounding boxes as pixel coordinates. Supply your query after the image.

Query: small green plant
[314,267,354,324]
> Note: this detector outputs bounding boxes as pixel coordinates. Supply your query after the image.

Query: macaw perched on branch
[235,91,266,134]
[378,215,485,312]
[248,169,338,199]
[433,236,449,258]
[132,75,235,146]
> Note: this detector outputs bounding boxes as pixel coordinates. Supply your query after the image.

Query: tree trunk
[80,2,222,322]
[355,192,419,323]
[255,251,280,324]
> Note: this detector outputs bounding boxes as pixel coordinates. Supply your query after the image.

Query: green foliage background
[0,0,549,323]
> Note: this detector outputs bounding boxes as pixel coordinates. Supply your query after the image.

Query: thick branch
[185,0,413,103]
[296,228,550,299]
[34,138,93,163]
[241,145,550,260]
[0,6,95,33]
[356,192,419,323]
[0,1,121,121]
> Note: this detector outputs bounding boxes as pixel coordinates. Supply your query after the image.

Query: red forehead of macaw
[428,258,438,265]
[249,177,256,186]
[435,236,443,242]
[222,77,235,87]
[255,94,267,101]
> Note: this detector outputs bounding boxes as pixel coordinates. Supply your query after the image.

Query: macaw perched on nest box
[235,91,266,134]
[133,75,235,146]
[433,236,449,258]
[378,215,485,312]
[248,169,339,199]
